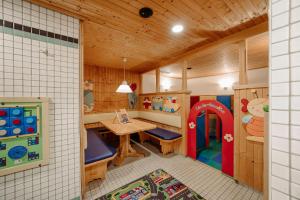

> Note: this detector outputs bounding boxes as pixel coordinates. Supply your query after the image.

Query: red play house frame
[187,100,234,177]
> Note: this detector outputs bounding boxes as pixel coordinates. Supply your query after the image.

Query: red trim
[190,96,200,109]
[187,100,234,177]
[205,111,210,147]
[216,116,221,142]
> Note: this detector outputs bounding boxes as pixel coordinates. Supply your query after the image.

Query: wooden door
[253,142,264,191]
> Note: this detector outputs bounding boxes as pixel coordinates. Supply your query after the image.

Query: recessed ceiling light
[187,67,192,70]
[172,24,184,33]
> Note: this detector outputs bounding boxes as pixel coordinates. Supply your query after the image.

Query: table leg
[128,143,145,157]
[114,134,144,165]
[114,135,128,166]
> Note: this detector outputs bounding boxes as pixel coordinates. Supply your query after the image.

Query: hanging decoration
[84,80,94,113]
[128,83,138,109]
[143,97,152,109]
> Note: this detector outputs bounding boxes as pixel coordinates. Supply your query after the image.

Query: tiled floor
[85,141,263,200]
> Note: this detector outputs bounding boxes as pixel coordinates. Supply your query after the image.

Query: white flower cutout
[224,133,234,143]
[189,122,196,129]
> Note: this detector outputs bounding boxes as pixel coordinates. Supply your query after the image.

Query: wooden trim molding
[140,90,192,96]
[239,40,248,84]
[79,20,86,194]
[233,83,269,90]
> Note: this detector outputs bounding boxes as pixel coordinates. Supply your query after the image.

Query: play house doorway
[187,100,234,177]
[196,110,222,170]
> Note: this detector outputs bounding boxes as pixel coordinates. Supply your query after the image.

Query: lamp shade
[116,80,133,93]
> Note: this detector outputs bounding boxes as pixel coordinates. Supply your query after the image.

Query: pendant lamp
[116,58,133,93]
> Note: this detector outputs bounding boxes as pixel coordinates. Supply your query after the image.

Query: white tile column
[270,0,300,199]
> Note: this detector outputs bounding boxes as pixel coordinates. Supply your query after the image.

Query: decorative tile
[0,0,80,199]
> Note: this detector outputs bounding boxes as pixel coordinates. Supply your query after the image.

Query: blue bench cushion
[145,128,181,140]
[85,128,116,165]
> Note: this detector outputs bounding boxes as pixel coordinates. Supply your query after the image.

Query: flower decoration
[241,98,249,113]
[189,122,196,129]
[224,133,234,143]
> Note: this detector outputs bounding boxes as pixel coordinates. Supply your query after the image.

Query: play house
[1,1,299,200]
[188,98,234,176]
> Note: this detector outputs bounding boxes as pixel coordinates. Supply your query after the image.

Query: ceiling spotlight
[172,24,184,33]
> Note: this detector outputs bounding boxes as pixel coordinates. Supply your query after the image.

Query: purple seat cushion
[145,128,181,140]
[85,128,116,164]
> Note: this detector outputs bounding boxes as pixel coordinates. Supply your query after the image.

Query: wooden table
[100,119,156,165]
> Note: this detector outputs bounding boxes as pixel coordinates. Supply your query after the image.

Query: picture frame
[113,109,130,124]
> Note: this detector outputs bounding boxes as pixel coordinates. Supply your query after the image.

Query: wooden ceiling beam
[159,21,268,67]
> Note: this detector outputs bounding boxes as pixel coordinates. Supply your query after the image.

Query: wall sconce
[161,80,171,92]
[218,78,234,90]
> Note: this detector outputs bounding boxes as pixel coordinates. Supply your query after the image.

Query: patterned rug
[97,169,205,200]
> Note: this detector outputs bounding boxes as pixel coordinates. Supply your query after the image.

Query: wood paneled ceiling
[30,0,268,72]
[159,32,269,79]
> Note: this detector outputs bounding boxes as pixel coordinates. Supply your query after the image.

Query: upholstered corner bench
[139,128,182,155]
[85,128,116,185]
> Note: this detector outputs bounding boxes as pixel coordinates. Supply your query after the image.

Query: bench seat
[85,128,116,185]
[145,128,181,140]
[139,128,182,155]
[85,128,116,164]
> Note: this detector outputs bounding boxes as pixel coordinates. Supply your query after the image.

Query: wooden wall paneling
[179,93,190,155]
[245,88,257,186]
[234,85,268,192]
[263,113,269,200]
[234,89,240,180]
[246,140,254,187]
[238,89,247,184]
[138,92,190,155]
[157,32,268,79]
[239,40,248,84]
[253,142,264,191]
[182,61,188,91]
[84,66,141,113]
[156,68,160,93]
[200,96,217,101]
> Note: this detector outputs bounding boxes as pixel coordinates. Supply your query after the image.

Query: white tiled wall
[270,0,300,199]
[0,0,81,199]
